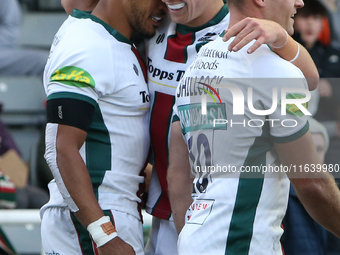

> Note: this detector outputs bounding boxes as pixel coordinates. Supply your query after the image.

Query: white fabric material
[41,207,144,255]
[44,123,79,212]
[173,36,309,255]
[42,11,150,220]
[87,216,117,247]
[145,217,178,255]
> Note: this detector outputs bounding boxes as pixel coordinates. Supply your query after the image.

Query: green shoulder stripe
[272,121,309,143]
[50,66,95,89]
[47,92,97,107]
[172,114,180,123]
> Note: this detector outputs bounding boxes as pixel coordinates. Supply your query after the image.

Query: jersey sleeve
[172,104,180,123]
[172,83,181,123]
[250,52,310,143]
[44,20,116,104]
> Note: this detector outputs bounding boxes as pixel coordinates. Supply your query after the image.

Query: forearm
[275,131,340,237]
[57,148,104,227]
[168,121,193,234]
[291,176,340,238]
[168,165,193,233]
[53,124,104,228]
[223,18,319,91]
[273,36,319,91]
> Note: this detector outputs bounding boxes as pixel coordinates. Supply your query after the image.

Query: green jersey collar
[176,4,229,34]
[71,9,133,45]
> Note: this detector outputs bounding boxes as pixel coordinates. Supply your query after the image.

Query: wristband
[87,216,118,247]
[271,30,289,49]
[289,42,301,63]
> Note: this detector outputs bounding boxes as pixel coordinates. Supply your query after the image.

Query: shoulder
[46,18,124,95]
[62,17,111,52]
[52,16,131,73]
[244,44,304,79]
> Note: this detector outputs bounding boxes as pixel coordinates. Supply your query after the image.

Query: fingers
[247,36,267,54]
[223,17,264,52]
[230,30,261,52]
[222,18,249,45]
[222,17,287,54]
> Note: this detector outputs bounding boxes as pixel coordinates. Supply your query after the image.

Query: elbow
[306,71,319,91]
[307,78,319,91]
[292,177,334,200]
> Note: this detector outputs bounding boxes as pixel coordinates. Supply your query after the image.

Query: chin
[169,16,184,25]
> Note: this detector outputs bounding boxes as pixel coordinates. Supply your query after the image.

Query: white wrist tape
[289,42,301,63]
[87,216,118,247]
[271,30,289,49]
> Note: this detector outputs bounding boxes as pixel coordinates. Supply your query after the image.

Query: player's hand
[223,17,288,53]
[98,237,135,255]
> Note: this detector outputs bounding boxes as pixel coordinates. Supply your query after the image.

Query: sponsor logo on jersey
[197,32,217,42]
[45,251,60,255]
[50,66,95,88]
[156,33,165,44]
[186,199,215,225]
[147,57,185,82]
[176,76,223,99]
[140,91,150,103]
[190,48,229,71]
[281,93,309,117]
[133,64,139,76]
[198,82,222,106]
[177,103,226,134]
[196,47,229,59]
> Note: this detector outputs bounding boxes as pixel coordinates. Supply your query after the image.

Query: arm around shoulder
[167,121,194,234]
[273,36,319,91]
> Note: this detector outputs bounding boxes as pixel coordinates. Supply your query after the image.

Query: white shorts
[145,217,178,255]
[41,207,144,255]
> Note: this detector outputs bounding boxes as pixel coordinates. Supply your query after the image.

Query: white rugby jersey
[41,10,150,220]
[146,5,230,220]
[173,36,310,255]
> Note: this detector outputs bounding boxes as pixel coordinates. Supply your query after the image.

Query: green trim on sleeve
[267,44,274,52]
[172,114,180,123]
[47,92,97,107]
[272,121,309,143]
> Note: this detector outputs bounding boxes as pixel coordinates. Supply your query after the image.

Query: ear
[253,0,266,7]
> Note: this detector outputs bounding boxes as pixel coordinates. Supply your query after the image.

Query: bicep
[274,130,324,180]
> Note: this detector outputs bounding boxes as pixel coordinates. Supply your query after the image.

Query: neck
[228,4,263,29]
[91,0,133,39]
[187,1,225,27]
